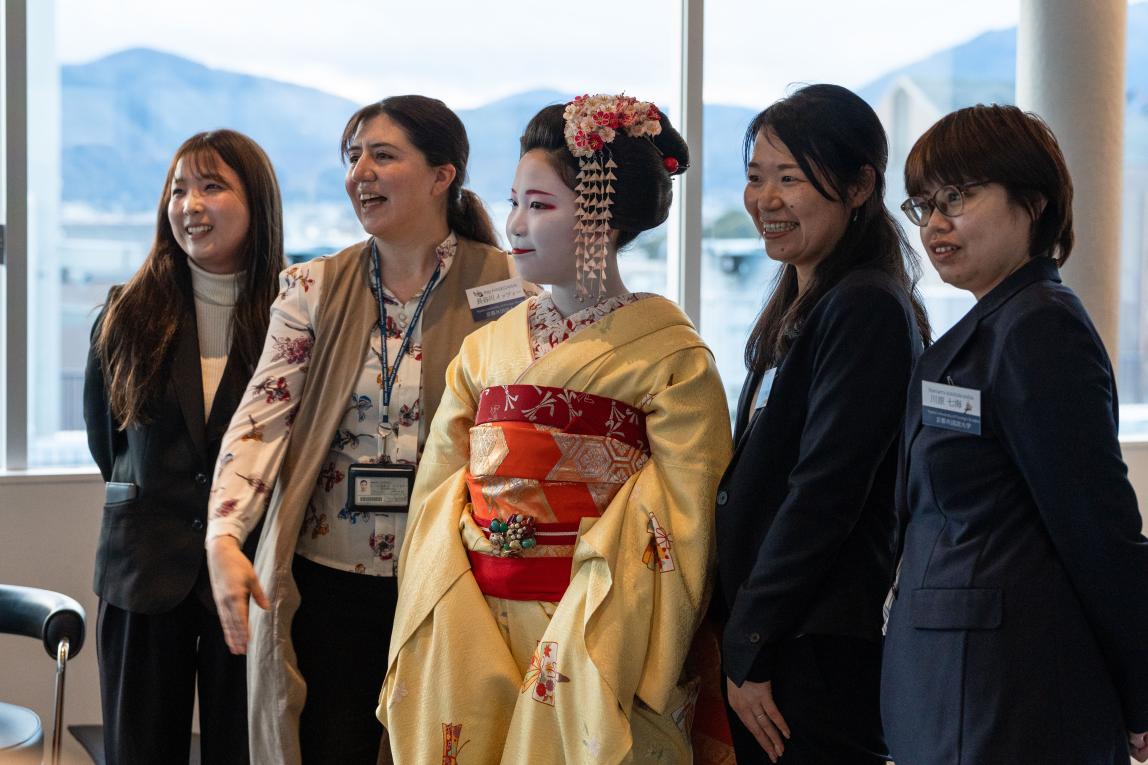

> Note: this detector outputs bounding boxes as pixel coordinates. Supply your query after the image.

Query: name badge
[466,278,527,322]
[922,380,982,435]
[754,368,778,410]
[347,462,415,512]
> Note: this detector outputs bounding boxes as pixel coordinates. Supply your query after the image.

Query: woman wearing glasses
[714,84,929,764]
[882,104,1148,764]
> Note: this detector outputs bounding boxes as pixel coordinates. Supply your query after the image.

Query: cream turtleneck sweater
[187,259,240,419]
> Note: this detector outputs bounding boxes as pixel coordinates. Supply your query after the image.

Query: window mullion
[670,0,704,326]
[4,0,29,470]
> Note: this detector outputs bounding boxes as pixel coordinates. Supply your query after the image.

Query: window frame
[4,0,31,470]
[3,0,1144,470]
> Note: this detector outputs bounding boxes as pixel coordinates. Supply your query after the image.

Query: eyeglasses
[900,181,989,227]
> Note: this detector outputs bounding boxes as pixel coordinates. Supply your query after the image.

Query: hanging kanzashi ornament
[562,94,664,302]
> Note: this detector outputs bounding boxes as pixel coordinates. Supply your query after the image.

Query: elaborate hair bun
[650,109,689,177]
[519,95,689,300]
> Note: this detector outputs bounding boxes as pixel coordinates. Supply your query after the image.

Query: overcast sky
[50,0,1047,109]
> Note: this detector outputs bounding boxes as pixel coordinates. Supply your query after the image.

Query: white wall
[7,443,1148,764]
[1,473,107,765]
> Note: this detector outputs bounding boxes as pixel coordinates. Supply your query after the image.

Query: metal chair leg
[50,639,69,765]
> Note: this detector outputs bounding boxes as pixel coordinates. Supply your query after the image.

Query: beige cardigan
[245,236,511,764]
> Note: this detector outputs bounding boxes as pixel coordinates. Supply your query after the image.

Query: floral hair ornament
[563,94,663,302]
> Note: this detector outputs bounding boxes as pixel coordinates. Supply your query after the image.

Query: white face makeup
[167,151,251,274]
[917,181,1035,299]
[505,149,580,288]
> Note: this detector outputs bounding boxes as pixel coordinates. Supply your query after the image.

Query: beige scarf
[246,236,510,764]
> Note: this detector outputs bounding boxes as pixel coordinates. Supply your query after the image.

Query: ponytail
[449,187,499,248]
[343,96,500,249]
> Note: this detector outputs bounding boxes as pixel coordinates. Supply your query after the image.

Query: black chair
[0,585,86,765]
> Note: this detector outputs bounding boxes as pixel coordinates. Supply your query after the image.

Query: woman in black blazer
[714,84,929,764]
[882,105,1148,764]
[83,130,283,764]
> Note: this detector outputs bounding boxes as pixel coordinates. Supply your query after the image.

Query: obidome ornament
[487,513,537,557]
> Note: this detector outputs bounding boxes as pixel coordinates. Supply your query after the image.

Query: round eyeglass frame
[900,181,989,227]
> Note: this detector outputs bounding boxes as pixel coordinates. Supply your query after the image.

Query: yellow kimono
[380,294,732,764]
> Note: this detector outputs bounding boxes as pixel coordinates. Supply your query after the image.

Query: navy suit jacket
[715,268,921,684]
[882,256,1148,764]
[84,277,256,615]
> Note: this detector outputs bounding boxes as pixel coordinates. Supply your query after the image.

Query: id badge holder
[347,462,416,513]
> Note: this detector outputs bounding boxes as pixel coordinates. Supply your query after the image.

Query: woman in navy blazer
[714,84,929,764]
[882,105,1148,764]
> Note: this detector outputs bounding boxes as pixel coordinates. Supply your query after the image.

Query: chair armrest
[0,585,86,660]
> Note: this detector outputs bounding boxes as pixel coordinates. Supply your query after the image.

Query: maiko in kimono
[379,95,734,764]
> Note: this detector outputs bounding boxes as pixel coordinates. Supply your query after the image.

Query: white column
[4,0,31,468]
[669,0,703,325]
[1017,0,1126,364]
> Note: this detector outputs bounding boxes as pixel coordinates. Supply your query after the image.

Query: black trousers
[724,635,888,765]
[291,555,398,765]
[97,568,249,765]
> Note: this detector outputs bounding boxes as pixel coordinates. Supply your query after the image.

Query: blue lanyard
[371,240,442,428]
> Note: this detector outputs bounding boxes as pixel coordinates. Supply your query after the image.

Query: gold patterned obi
[463,385,650,601]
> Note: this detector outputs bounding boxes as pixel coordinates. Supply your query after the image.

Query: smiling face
[343,113,455,242]
[918,181,1034,299]
[743,129,855,283]
[166,150,251,274]
[505,150,580,287]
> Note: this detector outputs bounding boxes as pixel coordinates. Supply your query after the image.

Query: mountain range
[61,4,1148,216]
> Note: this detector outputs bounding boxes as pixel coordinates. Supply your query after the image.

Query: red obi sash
[475,384,648,451]
[466,385,650,601]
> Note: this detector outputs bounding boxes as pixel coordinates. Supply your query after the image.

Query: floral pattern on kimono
[522,641,571,706]
[382,294,733,764]
[526,291,647,360]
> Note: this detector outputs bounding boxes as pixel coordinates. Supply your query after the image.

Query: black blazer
[881,257,1148,764]
[84,279,255,615]
[715,268,921,684]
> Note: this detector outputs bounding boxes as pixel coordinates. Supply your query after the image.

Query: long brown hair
[341,95,499,248]
[743,84,931,373]
[94,129,284,427]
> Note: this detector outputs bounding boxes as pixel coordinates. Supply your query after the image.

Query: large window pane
[1119,0,1148,417]
[701,1,1019,413]
[30,0,679,466]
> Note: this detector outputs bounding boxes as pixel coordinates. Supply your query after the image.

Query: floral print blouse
[207,234,457,576]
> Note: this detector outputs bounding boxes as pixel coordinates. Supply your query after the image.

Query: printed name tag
[348,462,415,512]
[466,278,527,321]
[754,368,778,410]
[359,476,410,506]
[922,380,981,435]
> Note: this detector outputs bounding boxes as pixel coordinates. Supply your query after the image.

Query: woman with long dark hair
[84,128,283,764]
[204,95,514,764]
[713,84,929,764]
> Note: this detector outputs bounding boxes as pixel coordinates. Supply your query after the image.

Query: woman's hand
[726,676,791,763]
[206,535,269,655]
[1130,731,1148,761]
